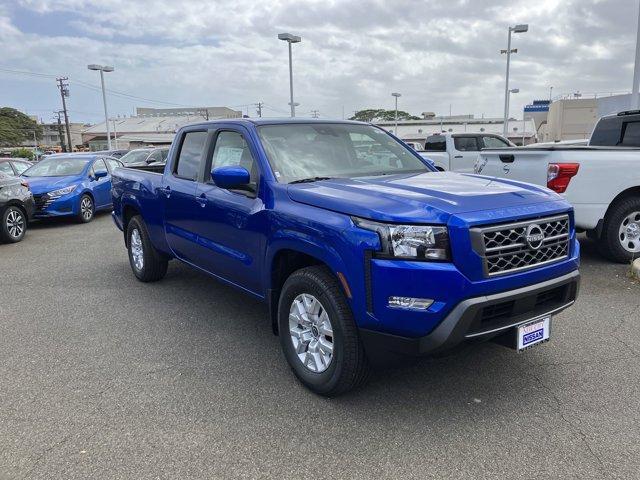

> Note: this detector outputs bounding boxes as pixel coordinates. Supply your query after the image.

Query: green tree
[0,107,42,147]
[350,109,420,122]
[11,147,35,161]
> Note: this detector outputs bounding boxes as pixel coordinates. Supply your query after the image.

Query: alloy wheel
[6,209,24,239]
[130,228,144,271]
[619,211,640,253]
[81,197,93,221]
[288,293,334,373]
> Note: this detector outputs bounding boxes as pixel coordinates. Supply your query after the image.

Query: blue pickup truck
[111,119,580,396]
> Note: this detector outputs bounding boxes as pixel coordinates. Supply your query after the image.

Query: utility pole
[255,102,263,118]
[55,111,67,152]
[56,77,73,152]
[310,109,320,118]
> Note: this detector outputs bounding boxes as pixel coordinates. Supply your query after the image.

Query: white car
[414,133,514,172]
[475,110,640,263]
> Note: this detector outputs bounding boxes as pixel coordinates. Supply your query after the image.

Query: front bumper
[359,269,580,360]
[32,193,78,218]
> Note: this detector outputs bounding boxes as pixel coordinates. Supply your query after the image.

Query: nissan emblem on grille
[524,224,545,250]
[470,215,570,277]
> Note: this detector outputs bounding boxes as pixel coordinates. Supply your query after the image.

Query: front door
[90,158,112,207]
[450,135,480,172]
[193,128,266,295]
[163,129,209,263]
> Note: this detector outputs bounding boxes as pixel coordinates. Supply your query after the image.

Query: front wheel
[598,197,640,263]
[77,194,94,223]
[1,206,27,243]
[126,215,168,282]
[278,266,371,396]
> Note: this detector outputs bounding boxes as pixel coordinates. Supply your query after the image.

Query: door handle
[454,155,463,158]
[196,193,207,207]
[499,154,515,163]
[159,186,171,198]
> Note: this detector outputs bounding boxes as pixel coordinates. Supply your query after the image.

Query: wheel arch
[596,186,640,237]
[266,241,350,335]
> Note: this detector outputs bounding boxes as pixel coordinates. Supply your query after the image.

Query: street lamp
[505,88,519,136]
[502,24,528,135]
[391,92,401,135]
[88,64,115,149]
[278,33,302,117]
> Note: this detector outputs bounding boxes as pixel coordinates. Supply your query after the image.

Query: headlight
[48,185,77,198]
[353,217,450,261]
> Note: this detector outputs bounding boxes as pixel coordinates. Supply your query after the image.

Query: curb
[632,258,640,281]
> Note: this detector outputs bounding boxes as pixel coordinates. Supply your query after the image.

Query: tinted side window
[176,131,207,180]
[621,121,640,147]
[454,136,479,151]
[590,117,623,146]
[211,131,257,183]
[424,135,446,151]
[93,159,108,175]
[482,136,510,149]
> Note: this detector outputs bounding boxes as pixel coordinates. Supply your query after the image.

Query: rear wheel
[278,266,371,396]
[1,206,27,243]
[598,197,640,263]
[126,215,168,282]
[77,194,94,223]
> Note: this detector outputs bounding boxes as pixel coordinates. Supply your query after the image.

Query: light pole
[278,33,301,117]
[506,88,519,138]
[502,24,528,135]
[391,92,401,135]
[88,64,114,149]
[632,1,640,109]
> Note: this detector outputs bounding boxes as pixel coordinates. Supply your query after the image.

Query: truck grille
[470,215,570,277]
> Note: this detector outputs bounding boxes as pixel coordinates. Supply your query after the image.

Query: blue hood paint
[23,175,83,195]
[286,171,560,223]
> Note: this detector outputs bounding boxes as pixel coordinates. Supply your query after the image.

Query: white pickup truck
[475,111,640,263]
[410,133,514,172]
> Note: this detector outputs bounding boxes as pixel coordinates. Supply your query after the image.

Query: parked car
[475,110,640,263]
[0,172,34,243]
[21,154,121,223]
[119,147,170,167]
[0,158,33,176]
[417,132,514,172]
[111,119,580,396]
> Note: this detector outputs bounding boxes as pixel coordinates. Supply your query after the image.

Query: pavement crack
[528,367,610,479]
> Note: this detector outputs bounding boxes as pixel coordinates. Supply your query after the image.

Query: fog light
[388,296,434,310]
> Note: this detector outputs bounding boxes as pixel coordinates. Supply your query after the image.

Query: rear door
[192,126,265,295]
[450,135,480,172]
[163,128,209,263]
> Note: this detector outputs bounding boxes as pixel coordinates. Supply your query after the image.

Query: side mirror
[95,170,108,179]
[212,165,250,190]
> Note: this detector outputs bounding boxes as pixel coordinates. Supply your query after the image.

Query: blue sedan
[21,155,122,223]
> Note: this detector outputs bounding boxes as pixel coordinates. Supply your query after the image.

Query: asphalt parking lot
[1,213,639,479]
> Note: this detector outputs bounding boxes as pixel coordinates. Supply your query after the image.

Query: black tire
[76,194,94,223]
[598,196,640,263]
[0,206,27,243]
[126,215,168,282]
[278,266,371,397]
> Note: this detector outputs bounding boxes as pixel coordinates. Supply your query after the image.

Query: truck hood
[22,175,82,195]
[287,172,560,223]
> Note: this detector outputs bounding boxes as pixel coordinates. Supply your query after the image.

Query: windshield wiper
[289,176,335,184]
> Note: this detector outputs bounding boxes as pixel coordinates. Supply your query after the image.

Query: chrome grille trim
[470,214,570,277]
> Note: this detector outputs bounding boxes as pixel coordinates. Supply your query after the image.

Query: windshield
[22,157,89,177]
[120,150,151,164]
[257,123,430,183]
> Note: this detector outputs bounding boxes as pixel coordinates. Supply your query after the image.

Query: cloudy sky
[0,0,637,124]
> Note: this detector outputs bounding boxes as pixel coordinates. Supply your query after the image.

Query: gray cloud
[1,0,638,122]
